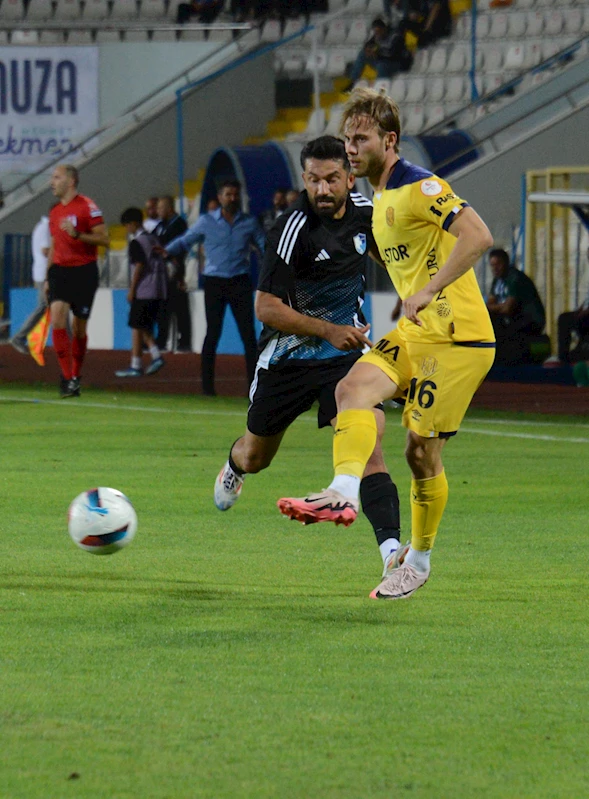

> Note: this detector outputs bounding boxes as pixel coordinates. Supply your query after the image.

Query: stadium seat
[39,29,65,42]
[68,29,93,42]
[0,30,8,43]
[425,104,445,129]
[324,18,347,45]
[151,29,176,40]
[484,73,503,96]
[405,77,425,103]
[54,0,81,19]
[261,19,282,42]
[346,18,368,46]
[83,0,108,19]
[95,29,120,41]
[305,50,328,74]
[446,75,466,103]
[484,46,503,72]
[125,29,149,41]
[517,0,535,8]
[541,40,560,62]
[390,76,406,101]
[208,29,232,42]
[534,0,551,7]
[475,14,490,39]
[346,0,366,10]
[544,11,563,37]
[488,13,507,39]
[508,12,527,39]
[304,107,327,136]
[526,11,543,37]
[326,50,347,77]
[140,0,167,18]
[283,18,305,39]
[404,105,425,135]
[525,42,542,68]
[428,76,446,102]
[446,45,467,73]
[302,24,323,45]
[454,13,469,39]
[110,0,138,19]
[504,44,525,70]
[1,0,24,20]
[373,78,391,96]
[324,104,344,136]
[413,49,429,73]
[179,28,206,41]
[11,29,39,43]
[427,47,447,74]
[366,0,382,12]
[25,0,53,20]
[563,8,583,36]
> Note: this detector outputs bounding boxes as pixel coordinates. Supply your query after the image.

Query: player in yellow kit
[278,88,495,600]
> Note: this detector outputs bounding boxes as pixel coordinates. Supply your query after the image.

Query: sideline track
[1,394,588,444]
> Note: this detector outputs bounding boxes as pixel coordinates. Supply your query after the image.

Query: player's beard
[311,193,346,218]
[352,150,386,183]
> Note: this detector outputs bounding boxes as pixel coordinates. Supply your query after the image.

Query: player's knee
[239,448,272,474]
[334,372,362,407]
[405,434,443,478]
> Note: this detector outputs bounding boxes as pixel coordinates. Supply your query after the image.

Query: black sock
[360,472,401,547]
[228,438,246,476]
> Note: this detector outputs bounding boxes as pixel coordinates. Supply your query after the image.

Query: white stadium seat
[563,8,583,36]
[68,29,93,43]
[508,12,527,39]
[504,44,525,70]
[517,0,535,8]
[125,29,149,41]
[283,18,305,39]
[446,75,466,103]
[324,104,344,136]
[488,13,507,39]
[534,0,551,7]
[526,11,543,37]
[39,29,65,42]
[140,0,168,19]
[25,0,53,20]
[326,51,346,77]
[525,42,542,68]
[484,73,503,95]
[484,46,503,73]
[346,18,368,45]
[346,0,366,10]
[83,0,108,19]
[427,47,447,74]
[54,0,81,19]
[261,19,281,42]
[95,30,120,41]
[425,104,445,129]
[151,29,176,41]
[179,28,206,41]
[11,29,39,43]
[305,50,328,74]
[447,45,467,73]
[428,77,446,102]
[110,0,137,19]
[405,77,425,103]
[475,14,490,39]
[455,13,469,39]
[302,25,323,45]
[544,11,563,37]
[412,49,429,73]
[404,105,425,135]
[389,76,406,102]
[542,40,560,61]
[1,0,24,20]
[324,18,347,45]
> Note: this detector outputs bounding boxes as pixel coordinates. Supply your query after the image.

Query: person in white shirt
[143,197,160,234]
[11,212,51,355]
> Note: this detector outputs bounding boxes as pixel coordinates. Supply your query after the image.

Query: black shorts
[247,353,363,437]
[48,262,99,320]
[128,299,163,332]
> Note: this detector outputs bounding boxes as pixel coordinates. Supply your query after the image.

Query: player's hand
[403,287,436,326]
[152,244,168,257]
[177,280,187,292]
[327,323,372,351]
[59,218,77,237]
[127,290,134,303]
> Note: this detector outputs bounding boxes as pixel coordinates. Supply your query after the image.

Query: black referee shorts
[247,353,364,437]
[47,262,99,320]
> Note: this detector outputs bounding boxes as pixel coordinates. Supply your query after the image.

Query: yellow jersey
[372,158,494,344]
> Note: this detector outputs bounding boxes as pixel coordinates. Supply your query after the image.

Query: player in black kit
[213,136,402,570]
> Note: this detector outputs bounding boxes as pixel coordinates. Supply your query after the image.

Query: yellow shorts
[360,329,495,438]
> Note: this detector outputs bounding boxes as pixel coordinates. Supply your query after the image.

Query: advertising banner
[0,46,98,174]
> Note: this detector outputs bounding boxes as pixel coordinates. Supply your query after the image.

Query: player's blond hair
[340,88,401,153]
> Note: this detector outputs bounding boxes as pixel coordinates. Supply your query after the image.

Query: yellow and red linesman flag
[27,309,51,366]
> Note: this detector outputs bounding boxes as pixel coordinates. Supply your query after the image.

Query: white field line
[0,394,588,443]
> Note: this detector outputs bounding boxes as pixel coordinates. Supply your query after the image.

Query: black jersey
[257,189,376,365]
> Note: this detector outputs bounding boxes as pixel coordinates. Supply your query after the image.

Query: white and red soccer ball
[68,487,137,555]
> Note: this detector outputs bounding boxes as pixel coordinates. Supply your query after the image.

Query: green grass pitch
[0,383,588,798]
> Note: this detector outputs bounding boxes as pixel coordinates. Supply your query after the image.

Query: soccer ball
[68,487,137,555]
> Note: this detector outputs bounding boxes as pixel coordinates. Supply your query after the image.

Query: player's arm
[369,247,386,269]
[128,261,145,302]
[163,217,205,257]
[78,223,109,247]
[255,290,371,351]
[403,206,493,325]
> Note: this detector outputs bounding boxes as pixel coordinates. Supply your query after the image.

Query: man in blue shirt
[162,180,265,395]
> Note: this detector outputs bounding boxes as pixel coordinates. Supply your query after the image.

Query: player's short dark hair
[489,248,510,267]
[120,207,144,225]
[300,136,350,171]
[219,179,241,192]
[63,164,79,187]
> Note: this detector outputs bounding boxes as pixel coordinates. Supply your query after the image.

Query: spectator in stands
[177,0,224,25]
[544,250,589,367]
[346,18,412,89]
[10,209,52,356]
[259,188,288,234]
[115,208,167,378]
[143,197,160,233]
[158,180,265,396]
[286,189,300,205]
[486,248,546,365]
[154,196,192,353]
[417,0,452,46]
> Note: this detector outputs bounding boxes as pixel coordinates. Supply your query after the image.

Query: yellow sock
[333,409,377,479]
[410,470,448,552]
